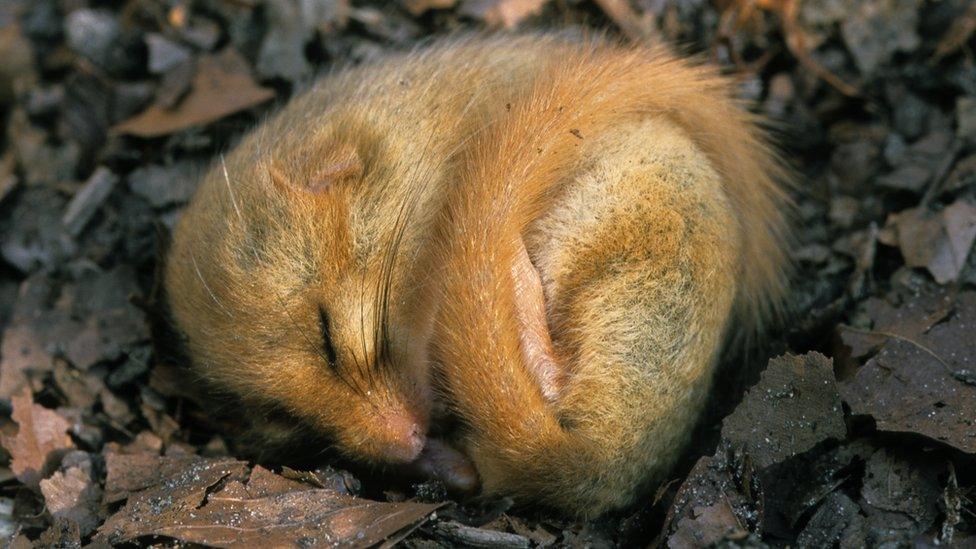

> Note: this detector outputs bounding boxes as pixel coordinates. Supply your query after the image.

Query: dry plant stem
[777,0,859,97]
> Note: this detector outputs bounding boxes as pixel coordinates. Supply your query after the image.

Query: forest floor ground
[0,0,975,546]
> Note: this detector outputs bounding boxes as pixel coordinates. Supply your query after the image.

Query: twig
[432,520,532,548]
[778,0,859,97]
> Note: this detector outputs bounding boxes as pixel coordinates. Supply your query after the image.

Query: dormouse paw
[511,238,564,402]
[410,438,479,493]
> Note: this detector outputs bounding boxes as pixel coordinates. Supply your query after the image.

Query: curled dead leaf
[0,389,75,491]
[113,48,275,138]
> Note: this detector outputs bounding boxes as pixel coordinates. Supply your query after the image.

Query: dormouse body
[163,34,789,517]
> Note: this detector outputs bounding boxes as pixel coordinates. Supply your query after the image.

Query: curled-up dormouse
[162,33,790,517]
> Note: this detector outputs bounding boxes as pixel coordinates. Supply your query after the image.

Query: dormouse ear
[268,142,363,195]
[308,143,363,192]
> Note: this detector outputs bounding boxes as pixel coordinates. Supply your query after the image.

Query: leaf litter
[840,290,976,453]
[95,453,443,547]
[1,0,976,546]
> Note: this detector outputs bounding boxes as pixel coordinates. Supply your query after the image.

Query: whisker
[190,249,233,318]
[221,154,245,225]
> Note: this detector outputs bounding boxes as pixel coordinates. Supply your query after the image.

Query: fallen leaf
[796,492,864,547]
[841,291,976,454]
[96,455,443,547]
[127,161,202,208]
[859,447,941,533]
[0,22,37,104]
[37,518,81,548]
[245,465,307,497]
[0,185,77,274]
[943,152,976,195]
[256,0,312,83]
[885,200,976,284]
[663,446,764,544]
[459,0,549,28]
[758,440,876,539]
[943,200,976,275]
[6,536,32,549]
[721,353,846,468]
[668,500,746,549]
[103,452,241,504]
[840,286,954,360]
[0,324,55,398]
[39,454,102,536]
[280,465,360,495]
[778,0,859,96]
[113,48,274,138]
[0,389,75,491]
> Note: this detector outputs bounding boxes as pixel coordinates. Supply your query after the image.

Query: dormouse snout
[374,411,426,463]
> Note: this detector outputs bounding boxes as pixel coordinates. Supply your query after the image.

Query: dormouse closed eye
[318,307,339,367]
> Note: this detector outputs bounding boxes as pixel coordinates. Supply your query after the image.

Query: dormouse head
[163,119,440,465]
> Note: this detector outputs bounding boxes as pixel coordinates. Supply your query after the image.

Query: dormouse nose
[377,412,426,463]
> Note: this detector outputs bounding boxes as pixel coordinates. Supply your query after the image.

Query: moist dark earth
[1,0,975,547]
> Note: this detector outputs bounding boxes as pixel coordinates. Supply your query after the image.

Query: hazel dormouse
[162,34,790,517]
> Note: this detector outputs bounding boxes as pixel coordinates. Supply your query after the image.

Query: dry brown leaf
[859,448,941,533]
[721,353,846,468]
[459,0,549,28]
[7,535,33,549]
[113,48,275,138]
[840,287,954,360]
[663,448,763,544]
[0,22,37,103]
[37,518,82,548]
[96,454,443,547]
[0,389,75,491]
[841,292,976,454]
[886,200,976,284]
[943,200,976,275]
[40,463,102,536]
[103,452,242,503]
[0,324,54,398]
[669,500,745,549]
[245,464,307,497]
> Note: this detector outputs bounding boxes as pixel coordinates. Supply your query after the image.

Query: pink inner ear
[308,144,363,193]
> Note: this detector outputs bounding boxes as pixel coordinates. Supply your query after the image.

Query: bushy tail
[442,39,789,331]
[431,37,790,515]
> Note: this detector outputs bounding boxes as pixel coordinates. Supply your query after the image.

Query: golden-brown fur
[164,34,789,517]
